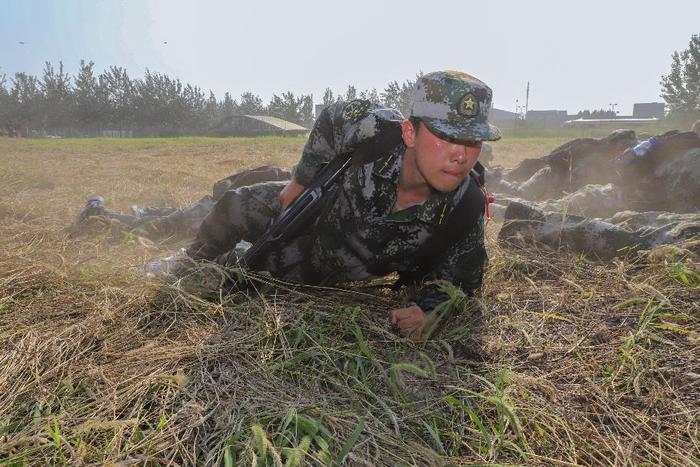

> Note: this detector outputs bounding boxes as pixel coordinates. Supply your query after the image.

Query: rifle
[234,117,403,270]
[237,154,352,269]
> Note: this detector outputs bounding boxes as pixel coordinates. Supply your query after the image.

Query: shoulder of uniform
[339,99,374,123]
[371,145,404,179]
[328,99,404,124]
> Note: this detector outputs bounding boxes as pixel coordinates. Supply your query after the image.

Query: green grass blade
[333,418,364,467]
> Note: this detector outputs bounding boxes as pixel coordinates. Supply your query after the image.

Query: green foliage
[238,91,265,115]
[576,108,617,118]
[661,34,700,119]
[224,412,351,466]
[40,61,74,135]
[6,71,41,137]
[321,88,335,106]
[445,369,530,462]
[333,418,364,466]
[665,261,700,287]
[1,62,428,136]
[381,75,421,118]
[344,85,357,102]
[73,60,107,133]
[268,91,314,128]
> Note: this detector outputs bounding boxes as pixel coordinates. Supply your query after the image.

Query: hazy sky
[1,0,698,115]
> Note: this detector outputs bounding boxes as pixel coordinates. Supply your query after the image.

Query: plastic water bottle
[616,137,657,164]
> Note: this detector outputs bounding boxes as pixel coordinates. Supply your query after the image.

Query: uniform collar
[419,188,457,225]
[371,145,403,180]
[370,146,471,225]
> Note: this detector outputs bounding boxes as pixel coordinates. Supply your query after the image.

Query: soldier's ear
[401,119,417,148]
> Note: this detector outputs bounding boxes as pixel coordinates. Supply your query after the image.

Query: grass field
[0,136,698,466]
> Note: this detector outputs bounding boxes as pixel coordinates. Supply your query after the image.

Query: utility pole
[525,81,530,120]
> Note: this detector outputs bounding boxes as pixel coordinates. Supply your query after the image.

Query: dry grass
[490,137,571,168]
[0,136,698,466]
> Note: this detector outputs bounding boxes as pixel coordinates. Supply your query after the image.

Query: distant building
[563,117,660,128]
[211,115,308,137]
[490,108,519,129]
[633,102,665,118]
[526,110,569,127]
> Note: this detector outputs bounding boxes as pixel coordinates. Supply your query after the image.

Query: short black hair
[409,116,421,133]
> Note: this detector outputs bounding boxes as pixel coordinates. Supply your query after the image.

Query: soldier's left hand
[279,180,306,210]
[389,305,426,338]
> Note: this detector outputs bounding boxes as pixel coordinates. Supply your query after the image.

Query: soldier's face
[404,121,482,192]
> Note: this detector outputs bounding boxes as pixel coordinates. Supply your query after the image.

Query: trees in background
[0,61,420,137]
[321,88,335,106]
[381,76,420,118]
[131,69,208,135]
[267,92,313,128]
[40,61,74,135]
[7,72,41,137]
[101,66,135,133]
[219,92,239,119]
[0,70,13,134]
[238,92,265,115]
[6,38,700,138]
[661,34,700,121]
[576,109,617,119]
[73,60,107,134]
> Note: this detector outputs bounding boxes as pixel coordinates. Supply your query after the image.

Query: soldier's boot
[131,205,147,219]
[67,195,110,236]
[145,248,197,279]
[76,195,106,222]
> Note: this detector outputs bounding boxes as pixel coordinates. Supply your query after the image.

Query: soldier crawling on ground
[144,71,500,337]
[497,121,700,259]
[70,145,495,242]
[68,166,292,239]
[499,201,700,260]
[489,128,700,219]
[489,129,638,201]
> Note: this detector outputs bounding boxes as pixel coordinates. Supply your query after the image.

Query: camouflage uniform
[488,183,625,222]
[69,166,291,238]
[614,132,700,213]
[499,201,700,259]
[497,130,700,258]
[187,71,501,312]
[490,130,637,200]
[490,131,700,221]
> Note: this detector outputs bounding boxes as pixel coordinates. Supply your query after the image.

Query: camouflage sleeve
[292,103,340,186]
[410,213,488,313]
[292,100,404,186]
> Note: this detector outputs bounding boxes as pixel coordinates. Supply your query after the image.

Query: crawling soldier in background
[68,166,291,238]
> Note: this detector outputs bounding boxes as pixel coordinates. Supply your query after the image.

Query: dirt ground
[0,136,698,466]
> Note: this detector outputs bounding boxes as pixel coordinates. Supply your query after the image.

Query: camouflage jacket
[289,100,487,312]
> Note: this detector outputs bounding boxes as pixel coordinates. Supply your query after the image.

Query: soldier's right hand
[389,305,427,340]
[279,180,306,210]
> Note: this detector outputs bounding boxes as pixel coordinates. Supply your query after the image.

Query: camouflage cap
[410,70,501,142]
